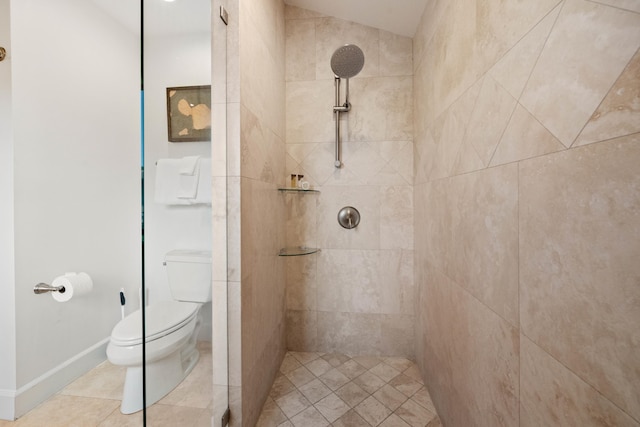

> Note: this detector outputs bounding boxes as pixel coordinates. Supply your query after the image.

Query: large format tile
[488,4,561,100]
[421,266,519,427]
[423,164,519,325]
[520,134,640,420]
[575,50,640,147]
[490,104,565,166]
[520,336,639,427]
[520,0,640,147]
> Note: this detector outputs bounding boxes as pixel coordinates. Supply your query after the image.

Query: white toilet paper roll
[51,272,93,302]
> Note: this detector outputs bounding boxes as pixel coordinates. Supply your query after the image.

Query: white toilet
[107,250,211,414]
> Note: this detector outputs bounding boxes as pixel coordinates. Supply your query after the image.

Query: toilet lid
[111,300,199,346]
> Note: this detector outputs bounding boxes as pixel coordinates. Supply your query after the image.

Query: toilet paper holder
[33,283,66,294]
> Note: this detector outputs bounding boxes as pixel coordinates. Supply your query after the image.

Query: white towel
[178,157,200,199]
[180,156,201,175]
[154,157,211,205]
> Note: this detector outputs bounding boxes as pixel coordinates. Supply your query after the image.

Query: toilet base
[120,338,200,414]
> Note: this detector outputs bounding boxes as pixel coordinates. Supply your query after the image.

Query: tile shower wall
[213,0,287,425]
[284,6,415,357]
[413,0,640,426]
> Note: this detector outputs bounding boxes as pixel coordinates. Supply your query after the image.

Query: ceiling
[90,0,428,38]
[284,0,429,38]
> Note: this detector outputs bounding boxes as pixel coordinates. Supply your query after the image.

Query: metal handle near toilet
[33,283,66,294]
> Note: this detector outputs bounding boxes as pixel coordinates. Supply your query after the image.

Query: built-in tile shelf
[278,246,320,256]
[278,187,320,193]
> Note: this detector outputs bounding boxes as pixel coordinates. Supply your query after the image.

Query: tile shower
[216,0,640,426]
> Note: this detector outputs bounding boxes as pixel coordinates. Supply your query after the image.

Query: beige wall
[215,0,287,425]
[284,5,415,357]
[413,0,640,426]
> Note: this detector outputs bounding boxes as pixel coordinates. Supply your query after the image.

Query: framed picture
[166,85,212,142]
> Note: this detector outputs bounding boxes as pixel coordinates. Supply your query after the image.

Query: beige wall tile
[466,76,518,167]
[317,311,414,357]
[287,309,318,351]
[430,78,482,179]
[240,105,286,184]
[380,186,413,250]
[348,76,413,142]
[379,31,413,77]
[424,164,520,325]
[316,186,380,250]
[286,19,316,82]
[590,0,640,13]
[490,104,565,167]
[315,17,380,80]
[519,135,640,420]
[420,266,519,427]
[286,255,317,311]
[575,50,640,147]
[520,0,640,147]
[488,4,561,101]
[520,336,639,427]
[286,80,335,143]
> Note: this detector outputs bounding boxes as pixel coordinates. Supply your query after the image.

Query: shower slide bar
[331,44,364,168]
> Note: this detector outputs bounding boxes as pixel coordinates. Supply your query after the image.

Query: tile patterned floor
[0,342,213,427]
[257,352,442,427]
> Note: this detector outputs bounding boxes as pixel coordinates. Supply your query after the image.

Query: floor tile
[395,399,436,427]
[275,389,312,419]
[355,395,392,426]
[337,359,368,379]
[373,384,409,411]
[321,353,351,367]
[289,406,329,427]
[259,351,442,427]
[298,379,332,404]
[335,381,370,408]
[379,413,412,427]
[319,368,351,391]
[411,387,437,413]
[270,374,297,400]
[256,397,288,427]
[305,358,333,377]
[285,365,316,388]
[332,409,371,427]
[289,351,321,365]
[369,363,402,383]
[352,355,382,369]
[353,371,387,394]
[388,374,423,397]
[314,393,350,423]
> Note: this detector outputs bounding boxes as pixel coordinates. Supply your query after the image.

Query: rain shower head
[330,44,365,78]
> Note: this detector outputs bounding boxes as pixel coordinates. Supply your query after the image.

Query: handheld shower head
[330,44,365,78]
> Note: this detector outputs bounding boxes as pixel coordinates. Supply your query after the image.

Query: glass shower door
[141,0,224,425]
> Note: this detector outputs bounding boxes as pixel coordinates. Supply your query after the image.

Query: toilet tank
[165,250,212,303]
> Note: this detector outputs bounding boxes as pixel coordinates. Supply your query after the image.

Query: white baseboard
[0,338,109,420]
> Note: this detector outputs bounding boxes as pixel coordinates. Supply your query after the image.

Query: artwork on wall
[166,85,211,142]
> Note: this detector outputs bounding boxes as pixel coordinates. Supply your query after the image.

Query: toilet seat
[110,300,200,347]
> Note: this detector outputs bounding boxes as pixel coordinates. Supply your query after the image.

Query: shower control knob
[338,206,360,229]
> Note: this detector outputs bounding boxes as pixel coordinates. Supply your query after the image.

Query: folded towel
[178,157,200,199]
[180,156,201,175]
[155,159,191,205]
[154,157,211,205]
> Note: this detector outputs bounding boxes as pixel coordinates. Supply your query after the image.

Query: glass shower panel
[142,0,218,424]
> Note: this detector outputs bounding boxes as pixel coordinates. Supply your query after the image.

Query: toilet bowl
[107,250,211,414]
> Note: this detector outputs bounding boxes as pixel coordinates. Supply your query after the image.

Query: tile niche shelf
[278,187,320,256]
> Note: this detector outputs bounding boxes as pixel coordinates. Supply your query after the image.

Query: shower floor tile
[257,351,441,427]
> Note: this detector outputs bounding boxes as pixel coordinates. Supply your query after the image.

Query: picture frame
[166,85,212,142]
